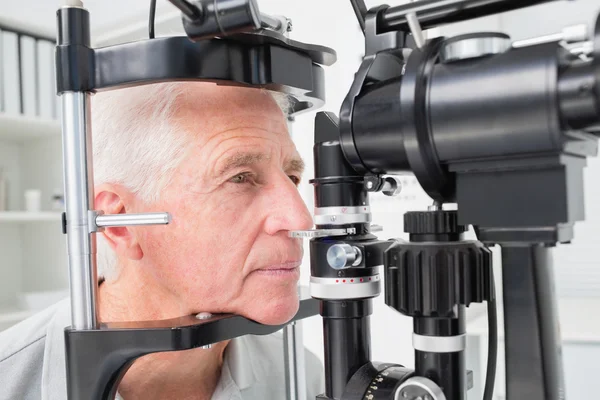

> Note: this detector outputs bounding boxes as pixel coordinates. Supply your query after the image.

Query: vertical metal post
[62,91,97,330]
[57,3,98,330]
[284,321,307,400]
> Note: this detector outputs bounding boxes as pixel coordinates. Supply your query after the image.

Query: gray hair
[93,82,291,281]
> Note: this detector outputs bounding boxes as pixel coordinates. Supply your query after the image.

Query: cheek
[139,192,264,302]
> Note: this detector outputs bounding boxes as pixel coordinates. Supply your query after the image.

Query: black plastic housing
[182,0,261,41]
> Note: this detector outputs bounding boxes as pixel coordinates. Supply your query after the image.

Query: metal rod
[349,0,368,31]
[513,32,563,48]
[167,0,201,20]
[62,91,98,330]
[513,24,588,48]
[96,212,171,228]
[283,321,307,400]
[378,0,559,33]
[406,12,425,48]
[260,13,283,32]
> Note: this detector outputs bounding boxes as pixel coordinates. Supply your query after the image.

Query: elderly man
[0,82,324,399]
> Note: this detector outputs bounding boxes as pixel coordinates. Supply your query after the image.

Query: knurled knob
[403,210,467,235]
[384,239,493,318]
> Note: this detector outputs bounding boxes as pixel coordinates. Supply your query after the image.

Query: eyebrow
[285,158,305,175]
[214,152,305,177]
[215,152,269,177]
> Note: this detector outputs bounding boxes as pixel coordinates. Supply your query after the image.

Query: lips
[257,261,302,271]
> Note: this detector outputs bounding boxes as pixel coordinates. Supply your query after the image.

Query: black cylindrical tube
[558,60,599,130]
[414,306,466,400]
[351,78,409,174]
[428,43,562,163]
[322,300,372,400]
[313,178,368,209]
[379,0,558,33]
[312,114,367,209]
[57,7,90,46]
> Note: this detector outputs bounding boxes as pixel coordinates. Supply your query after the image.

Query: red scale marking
[351,279,354,283]
[336,280,339,283]
[360,278,363,282]
[343,280,346,283]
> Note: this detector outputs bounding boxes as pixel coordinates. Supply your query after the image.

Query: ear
[95,183,143,261]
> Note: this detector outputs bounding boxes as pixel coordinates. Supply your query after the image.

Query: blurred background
[0,1,599,399]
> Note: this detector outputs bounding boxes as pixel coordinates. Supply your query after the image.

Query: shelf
[0,211,62,222]
[0,113,61,142]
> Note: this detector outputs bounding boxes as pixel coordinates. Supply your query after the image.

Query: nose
[263,175,313,236]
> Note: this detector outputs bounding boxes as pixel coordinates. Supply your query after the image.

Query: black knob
[404,210,466,235]
[385,210,493,318]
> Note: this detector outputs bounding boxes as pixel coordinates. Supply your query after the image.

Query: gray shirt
[0,299,324,400]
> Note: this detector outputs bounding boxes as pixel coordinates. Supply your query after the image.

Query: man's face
[135,84,312,325]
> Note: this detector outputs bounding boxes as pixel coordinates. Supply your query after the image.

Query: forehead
[176,83,291,145]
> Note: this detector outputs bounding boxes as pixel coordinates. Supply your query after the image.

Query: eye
[229,172,254,184]
[288,175,301,186]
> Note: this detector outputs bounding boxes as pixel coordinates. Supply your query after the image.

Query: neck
[98,261,229,400]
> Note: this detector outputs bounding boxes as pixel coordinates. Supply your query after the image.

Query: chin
[246,288,300,325]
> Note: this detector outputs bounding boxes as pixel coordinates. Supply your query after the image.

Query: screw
[337,271,344,277]
[286,18,293,32]
[196,312,213,349]
[402,391,409,398]
[330,215,337,222]
[367,181,374,189]
[196,312,212,320]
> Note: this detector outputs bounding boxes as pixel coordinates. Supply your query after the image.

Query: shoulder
[244,331,323,378]
[0,299,69,400]
[233,330,324,399]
